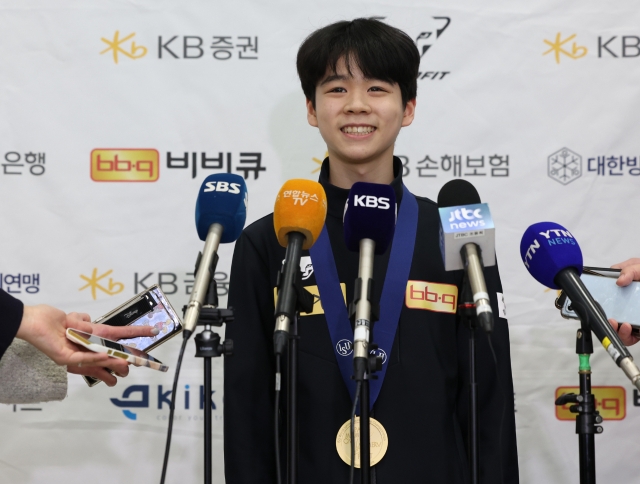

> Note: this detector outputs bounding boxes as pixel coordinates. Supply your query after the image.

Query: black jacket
[224,158,519,483]
[0,289,24,360]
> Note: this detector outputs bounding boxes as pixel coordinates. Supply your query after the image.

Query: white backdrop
[2,0,640,482]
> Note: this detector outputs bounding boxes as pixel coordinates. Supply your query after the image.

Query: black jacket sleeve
[455,259,519,483]
[0,288,24,360]
[224,224,278,483]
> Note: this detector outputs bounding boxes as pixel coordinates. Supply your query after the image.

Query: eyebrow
[320,74,350,86]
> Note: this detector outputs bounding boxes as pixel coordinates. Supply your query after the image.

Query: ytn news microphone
[182,174,248,339]
[438,179,496,333]
[521,222,640,390]
[273,179,327,355]
[343,182,396,380]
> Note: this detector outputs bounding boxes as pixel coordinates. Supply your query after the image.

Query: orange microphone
[273,179,327,355]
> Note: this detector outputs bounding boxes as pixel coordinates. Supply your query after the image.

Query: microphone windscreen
[195,174,248,243]
[273,179,327,250]
[437,179,481,207]
[520,222,583,289]
[343,182,396,255]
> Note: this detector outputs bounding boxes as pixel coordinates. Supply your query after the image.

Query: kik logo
[203,181,242,194]
[354,195,390,209]
[110,384,217,420]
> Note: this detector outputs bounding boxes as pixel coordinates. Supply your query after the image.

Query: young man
[225,18,518,483]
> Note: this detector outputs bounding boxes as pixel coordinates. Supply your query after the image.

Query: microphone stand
[183,254,234,484]
[554,318,603,484]
[457,275,478,484]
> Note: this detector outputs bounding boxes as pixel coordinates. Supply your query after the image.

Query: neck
[327,152,395,189]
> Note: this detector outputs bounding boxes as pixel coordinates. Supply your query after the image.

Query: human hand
[64,312,158,386]
[609,318,640,346]
[611,258,640,287]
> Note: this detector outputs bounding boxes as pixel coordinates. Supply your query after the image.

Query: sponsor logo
[312,151,328,174]
[273,283,346,316]
[101,32,259,63]
[548,148,582,185]
[1,151,46,176]
[100,31,148,64]
[299,256,314,280]
[415,16,452,81]
[556,386,626,420]
[203,180,242,194]
[405,280,458,314]
[0,273,40,294]
[110,384,218,421]
[79,268,125,300]
[396,153,510,179]
[134,270,229,296]
[543,33,588,64]
[354,195,391,210]
[91,149,159,182]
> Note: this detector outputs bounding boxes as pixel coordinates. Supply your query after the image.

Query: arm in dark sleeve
[224,229,277,483]
[456,259,519,483]
[0,289,24,360]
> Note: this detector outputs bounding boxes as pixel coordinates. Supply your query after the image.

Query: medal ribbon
[309,184,418,410]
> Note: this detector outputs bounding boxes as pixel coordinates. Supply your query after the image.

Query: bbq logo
[91,149,159,182]
[405,280,458,314]
[556,386,626,421]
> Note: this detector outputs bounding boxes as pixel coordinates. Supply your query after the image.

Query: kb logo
[203,181,242,194]
[354,195,390,209]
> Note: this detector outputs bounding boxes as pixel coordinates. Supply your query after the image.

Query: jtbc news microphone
[437,179,496,333]
[182,174,248,340]
[273,179,327,355]
[520,221,640,390]
[343,182,396,380]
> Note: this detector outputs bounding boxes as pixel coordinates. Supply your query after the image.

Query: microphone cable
[159,336,189,484]
[274,354,282,484]
[486,334,505,484]
[349,381,362,484]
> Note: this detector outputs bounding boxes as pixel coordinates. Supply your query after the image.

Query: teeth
[342,126,375,134]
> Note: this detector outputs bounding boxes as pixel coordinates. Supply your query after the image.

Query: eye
[368,86,387,92]
[328,87,346,93]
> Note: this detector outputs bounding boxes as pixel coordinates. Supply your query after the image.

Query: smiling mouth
[341,126,376,135]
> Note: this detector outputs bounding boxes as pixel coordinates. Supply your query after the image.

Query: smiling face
[306,57,416,184]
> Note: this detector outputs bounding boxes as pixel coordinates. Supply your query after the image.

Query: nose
[343,90,371,114]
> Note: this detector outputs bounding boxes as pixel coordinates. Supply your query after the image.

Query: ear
[306,98,319,127]
[401,98,416,127]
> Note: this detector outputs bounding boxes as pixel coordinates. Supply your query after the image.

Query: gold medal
[336,417,388,468]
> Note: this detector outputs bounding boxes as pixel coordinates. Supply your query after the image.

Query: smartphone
[84,285,182,386]
[66,328,169,372]
[558,266,640,336]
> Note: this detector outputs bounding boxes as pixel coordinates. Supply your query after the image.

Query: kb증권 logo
[543,33,588,64]
[91,149,159,182]
[555,386,626,421]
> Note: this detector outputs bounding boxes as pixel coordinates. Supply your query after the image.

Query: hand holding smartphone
[82,285,183,386]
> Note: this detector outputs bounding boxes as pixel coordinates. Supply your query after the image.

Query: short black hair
[296,18,420,108]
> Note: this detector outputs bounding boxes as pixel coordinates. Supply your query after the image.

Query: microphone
[520,222,640,390]
[273,179,327,355]
[343,182,396,379]
[437,179,496,332]
[183,174,248,339]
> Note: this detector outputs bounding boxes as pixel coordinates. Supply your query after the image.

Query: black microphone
[521,222,640,390]
[343,182,397,379]
[438,179,495,333]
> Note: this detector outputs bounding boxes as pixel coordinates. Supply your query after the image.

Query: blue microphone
[184,174,248,337]
[521,222,640,389]
[343,182,396,379]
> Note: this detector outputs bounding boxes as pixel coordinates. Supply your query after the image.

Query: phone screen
[103,288,182,350]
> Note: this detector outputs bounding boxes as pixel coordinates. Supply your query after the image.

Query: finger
[609,318,619,332]
[66,316,95,333]
[616,265,640,287]
[618,323,635,346]
[611,258,640,269]
[98,358,130,377]
[93,324,158,340]
[65,351,112,367]
[67,365,118,386]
